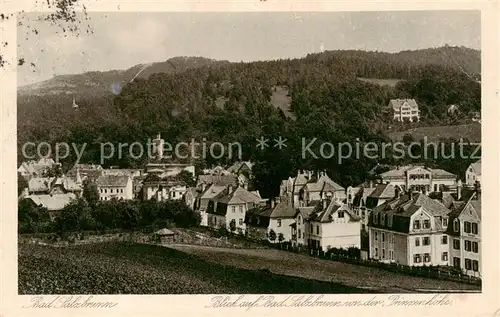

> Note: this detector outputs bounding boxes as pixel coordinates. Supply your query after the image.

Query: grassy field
[358,78,402,87]
[270,86,295,120]
[171,244,481,293]
[387,123,481,143]
[18,242,371,294]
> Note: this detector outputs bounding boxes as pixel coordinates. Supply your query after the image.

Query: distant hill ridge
[18,46,479,97]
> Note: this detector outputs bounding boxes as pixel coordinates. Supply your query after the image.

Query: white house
[447,193,481,277]
[96,175,134,201]
[268,198,296,242]
[465,160,481,187]
[379,165,457,194]
[389,99,420,122]
[368,192,451,266]
[305,199,361,251]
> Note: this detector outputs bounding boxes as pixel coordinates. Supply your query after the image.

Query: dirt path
[169,244,481,293]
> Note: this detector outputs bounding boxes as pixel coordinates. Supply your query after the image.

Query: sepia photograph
[4,2,494,307]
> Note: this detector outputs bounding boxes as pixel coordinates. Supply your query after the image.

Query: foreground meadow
[18,242,370,294]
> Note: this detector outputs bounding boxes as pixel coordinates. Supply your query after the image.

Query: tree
[277,233,284,244]
[268,229,276,243]
[177,170,196,187]
[18,173,28,197]
[229,219,236,233]
[18,199,51,233]
[53,198,95,234]
[82,179,99,207]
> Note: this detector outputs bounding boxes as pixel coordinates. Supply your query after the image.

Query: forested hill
[17,46,481,197]
[18,56,229,97]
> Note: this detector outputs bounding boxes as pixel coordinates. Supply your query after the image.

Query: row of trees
[18,197,201,235]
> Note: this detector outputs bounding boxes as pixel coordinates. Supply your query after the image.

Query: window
[425,174,429,179]
[413,220,421,230]
[465,259,472,270]
[472,223,478,234]
[381,214,385,225]
[441,235,448,244]
[472,260,479,272]
[298,229,301,239]
[232,206,236,213]
[390,234,394,244]
[424,253,431,263]
[338,211,344,218]
[415,237,420,246]
[121,189,124,193]
[442,218,448,228]
[239,218,243,225]
[375,248,378,257]
[388,215,393,227]
[423,237,430,246]
[434,184,438,192]
[298,216,302,225]
[472,241,479,253]
[110,189,113,194]
[361,210,365,218]
[375,232,378,241]
[423,220,430,229]
[453,219,459,232]
[453,239,460,250]
[414,254,421,263]
[100,189,103,193]
[316,225,319,235]
[442,252,448,261]
[389,250,394,260]
[464,221,472,233]
[373,213,378,224]
[382,233,385,242]
[105,189,107,193]
[382,249,385,259]
[310,224,313,233]
[465,240,472,251]
[453,257,460,268]
[277,219,282,227]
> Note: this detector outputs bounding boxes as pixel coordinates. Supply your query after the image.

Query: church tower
[152,133,165,160]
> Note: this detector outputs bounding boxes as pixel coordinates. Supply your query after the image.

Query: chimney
[228,185,233,194]
[271,198,276,209]
[369,180,373,188]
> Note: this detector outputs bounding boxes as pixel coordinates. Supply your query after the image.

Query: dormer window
[373,213,378,224]
[442,217,448,227]
[423,219,430,229]
[453,219,459,232]
[381,214,386,225]
[413,220,421,230]
[338,211,345,218]
[388,215,393,227]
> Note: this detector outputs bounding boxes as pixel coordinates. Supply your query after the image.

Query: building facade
[379,165,457,194]
[389,99,420,122]
[96,175,134,201]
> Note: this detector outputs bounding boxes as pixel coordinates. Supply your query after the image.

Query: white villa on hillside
[379,165,457,194]
[465,160,481,186]
[389,99,420,122]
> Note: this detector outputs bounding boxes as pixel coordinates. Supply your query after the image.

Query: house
[227,161,254,176]
[142,177,187,202]
[465,160,481,187]
[206,185,262,234]
[301,172,346,205]
[24,193,77,220]
[268,198,296,242]
[18,158,62,180]
[202,166,231,176]
[245,205,273,241]
[389,99,420,122]
[197,184,228,226]
[184,187,200,210]
[96,175,134,201]
[379,165,457,194]
[145,163,195,178]
[291,205,317,247]
[196,174,238,191]
[27,176,82,197]
[368,192,451,266]
[305,199,361,251]
[279,170,313,207]
[66,164,104,182]
[102,168,143,178]
[447,192,481,277]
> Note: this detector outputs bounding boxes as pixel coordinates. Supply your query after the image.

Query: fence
[265,242,481,286]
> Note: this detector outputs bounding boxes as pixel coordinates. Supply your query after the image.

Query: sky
[17,11,481,87]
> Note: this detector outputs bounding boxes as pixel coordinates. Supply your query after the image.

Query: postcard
[0,1,498,317]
